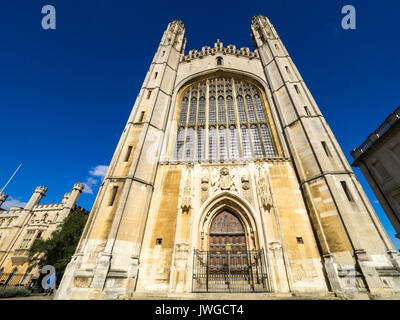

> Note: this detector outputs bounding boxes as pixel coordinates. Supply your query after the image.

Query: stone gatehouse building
[56,15,400,300]
[0,183,84,288]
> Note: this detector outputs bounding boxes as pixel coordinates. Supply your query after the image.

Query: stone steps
[128,292,341,300]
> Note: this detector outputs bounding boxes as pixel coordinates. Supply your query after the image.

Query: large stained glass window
[175,77,276,161]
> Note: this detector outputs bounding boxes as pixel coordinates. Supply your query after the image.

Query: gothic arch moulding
[195,191,265,252]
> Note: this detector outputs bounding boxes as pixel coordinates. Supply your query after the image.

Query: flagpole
[1,163,22,193]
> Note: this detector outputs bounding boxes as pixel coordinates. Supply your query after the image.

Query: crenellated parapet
[182,39,259,62]
[73,183,85,193]
[0,193,8,206]
[34,186,48,196]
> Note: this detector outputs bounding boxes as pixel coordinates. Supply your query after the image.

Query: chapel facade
[56,15,400,300]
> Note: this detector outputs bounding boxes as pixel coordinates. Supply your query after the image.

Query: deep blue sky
[0,1,399,249]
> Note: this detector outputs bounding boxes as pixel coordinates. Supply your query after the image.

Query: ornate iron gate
[192,249,269,293]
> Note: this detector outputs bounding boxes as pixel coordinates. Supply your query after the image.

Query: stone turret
[0,193,8,207]
[24,186,47,211]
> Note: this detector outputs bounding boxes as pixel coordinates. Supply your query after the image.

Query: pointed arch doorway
[209,210,247,253]
[193,208,269,293]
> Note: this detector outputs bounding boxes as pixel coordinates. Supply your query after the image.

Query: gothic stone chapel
[56,15,400,300]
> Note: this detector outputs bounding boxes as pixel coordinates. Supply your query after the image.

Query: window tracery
[175,77,276,161]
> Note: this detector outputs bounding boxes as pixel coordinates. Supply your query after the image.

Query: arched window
[198,97,206,123]
[216,57,223,66]
[209,97,216,123]
[226,96,235,123]
[245,95,257,122]
[237,96,247,122]
[217,97,226,123]
[175,76,277,161]
[179,98,188,124]
[188,98,197,124]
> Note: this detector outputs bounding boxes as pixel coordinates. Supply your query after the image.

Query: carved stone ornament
[181,172,191,213]
[201,177,209,191]
[258,176,273,211]
[219,167,233,190]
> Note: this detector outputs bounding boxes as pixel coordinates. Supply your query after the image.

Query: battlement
[34,186,48,195]
[73,183,85,192]
[33,203,63,210]
[182,40,259,63]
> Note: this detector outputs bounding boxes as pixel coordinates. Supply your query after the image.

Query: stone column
[251,15,395,296]
[56,20,186,300]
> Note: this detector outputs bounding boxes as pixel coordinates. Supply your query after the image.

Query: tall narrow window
[304,106,311,116]
[175,127,185,160]
[321,141,332,157]
[109,186,118,206]
[260,124,275,157]
[237,96,247,122]
[229,126,239,159]
[188,98,197,124]
[226,96,235,123]
[179,98,188,124]
[217,97,226,123]
[209,97,216,123]
[209,126,217,160]
[251,125,263,158]
[254,95,266,121]
[147,90,152,99]
[198,97,206,123]
[246,95,256,122]
[219,126,228,160]
[294,85,300,95]
[241,125,252,158]
[197,127,205,160]
[154,72,158,79]
[139,111,145,122]
[341,181,354,202]
[185,127,195,159]
[125,146,133,162]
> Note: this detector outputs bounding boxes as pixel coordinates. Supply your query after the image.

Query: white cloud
[1,197,27,210]
[89,165,108,179]
[83,177,97,195]
[83,165,109,195]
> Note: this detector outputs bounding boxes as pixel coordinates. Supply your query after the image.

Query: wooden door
[209,210,247,253]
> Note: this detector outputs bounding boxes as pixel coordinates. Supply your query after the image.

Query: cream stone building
[351,106,400,240]
[56,15,400,300]
[0,183,84,288]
